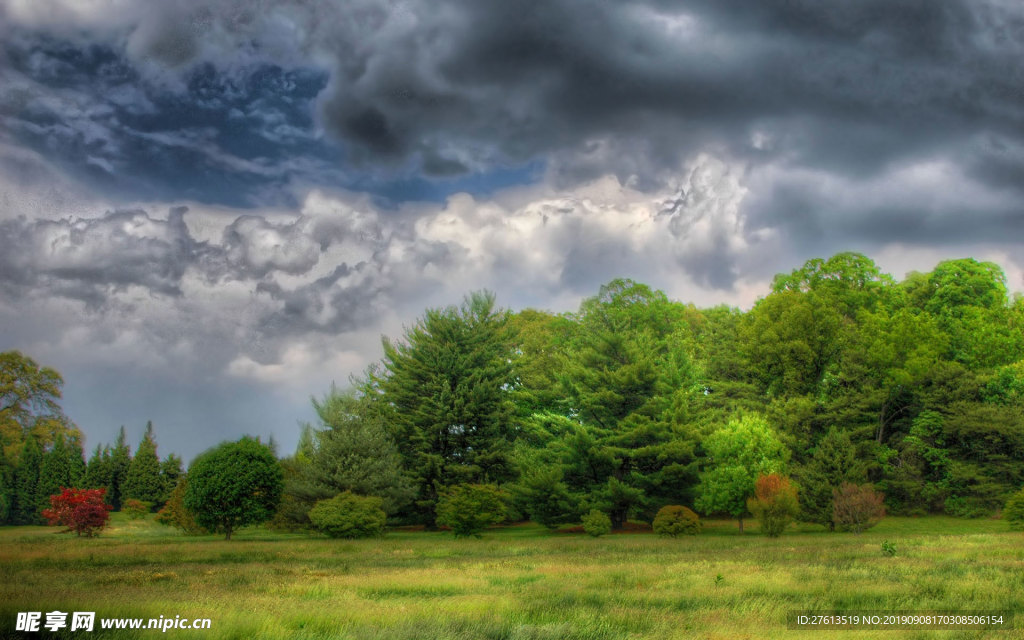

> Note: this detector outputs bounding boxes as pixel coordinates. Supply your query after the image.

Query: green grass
[2,514,1021,639]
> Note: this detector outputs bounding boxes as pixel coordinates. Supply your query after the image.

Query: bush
[652,505,701,537]
[435,484,508,538]
[582,509,612,537]
[155,476,207,535]
[123,499,151,519]
[833,482,885,533]
[42,488,112,537]
[309,492,387,539]
[747,474,800,537]
[1004,487,1024,531]
[184,437,283,540]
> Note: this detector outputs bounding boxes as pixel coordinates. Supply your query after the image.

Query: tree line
[0,353,182,525]
[277,253,1024,532]
[2,252,1023,535]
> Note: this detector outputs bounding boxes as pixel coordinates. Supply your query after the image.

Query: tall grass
[1,514,1019,639]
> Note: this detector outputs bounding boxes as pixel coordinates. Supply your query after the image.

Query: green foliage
[581,509,612,537]
[123,422,163,507]
[155,475,206,535]
[379,291,517,527]
[305,388,414,516]
[184,437,283,540]
[513,467,578,529]
[13,435,43,524]
[1004,488,1024,531]
[652,505,701,537]
[37,433,80,515]
[881,540,897,557]
[796,427,866,530]
[833,483,886,533]
[308,492,387,539]
[746,474,799,537]
[123,498,151,519]
[0,351,76,461]
[159,454,183,507]
[108,427,131,511]
[435,484,509,538]
[695,414,789,533]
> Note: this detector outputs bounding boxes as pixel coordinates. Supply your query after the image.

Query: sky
[1,0,1023,462]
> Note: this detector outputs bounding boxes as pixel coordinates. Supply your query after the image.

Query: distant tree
[308,492,387,539]
[159,454,183,508]
[123,422,162,507]
[184,437,283,540]
[435,484,509,538]
[747,474,800,537]
[695,414,789,533]
[108,427,131,511]
[13,435,43,524]
[305,388,413,515]
[0,351,79,459]
[513,467,578,529]
[378,291,517,527]
[42,487,112,537]
[123,498,150,520]
[1004,488,1024,531]
[581,510,612,537]
[37,433,78,514]
[652,505,701,537]
[833,483,885,533]
[796,428,866,530]
[155,475,206,535]
[0,445,13,524]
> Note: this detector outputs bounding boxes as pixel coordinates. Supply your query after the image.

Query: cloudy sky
[1,0,1022,462]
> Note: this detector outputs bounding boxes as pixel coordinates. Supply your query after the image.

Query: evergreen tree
[303,388,413,515]
[84,445,113,492]
[14,435,42,524]
[159,454,184,507]
[795,427,866,530]
[378,291,517,527]
[37,433,77,514]
[0,443,13,524]
[123,422,163,507]
[108,427,132,511]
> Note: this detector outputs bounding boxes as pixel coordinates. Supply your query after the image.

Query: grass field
[2,514,1021,639]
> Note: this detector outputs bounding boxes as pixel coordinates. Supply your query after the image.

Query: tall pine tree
[378,291,517,527]
[14,435,42,524]
[109,427,131,511]
[123,422,162,507]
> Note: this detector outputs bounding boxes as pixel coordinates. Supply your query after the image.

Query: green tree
[13,435,42,524]
[304,388,413,516]
[695,414,789,533]
[308,492,387,539]
[159,454,183,507]
[796,427,867,529]
[123,422,162,507]
[435,484,509,538]
[378,291,517,526]
[184,437,283,540]
[37,433,78,514]
[108,427,131,511]
[0,351,71,460]
[84,445,113,494]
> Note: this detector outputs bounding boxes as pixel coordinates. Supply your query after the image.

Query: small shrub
[123,499,151,519]
[309,492,387,539]
[652,505,701,537]
[1004,487,1024,531]
[435,484,508,538]
[42,488,112,537]
[155,476,207,535]
[833,482,885,533]
[582,509,611,537]
[881,540,897,557]
[747,474,800,537]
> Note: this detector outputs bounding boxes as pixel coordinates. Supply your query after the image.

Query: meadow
[1,515,1021,640]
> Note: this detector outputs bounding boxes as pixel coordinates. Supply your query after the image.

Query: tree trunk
[738,516,744,534]
[224,524,232,541]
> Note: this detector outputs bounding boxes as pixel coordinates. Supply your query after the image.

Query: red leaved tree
[42,488,113,537]
[747,474,800,537]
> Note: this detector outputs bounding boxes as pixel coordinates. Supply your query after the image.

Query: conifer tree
[123,422,163,507]
[108,427,131,511]
[159,454,183,507]
[379,291,517,527]
[14,435,42,524]
[37,433,78,514]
